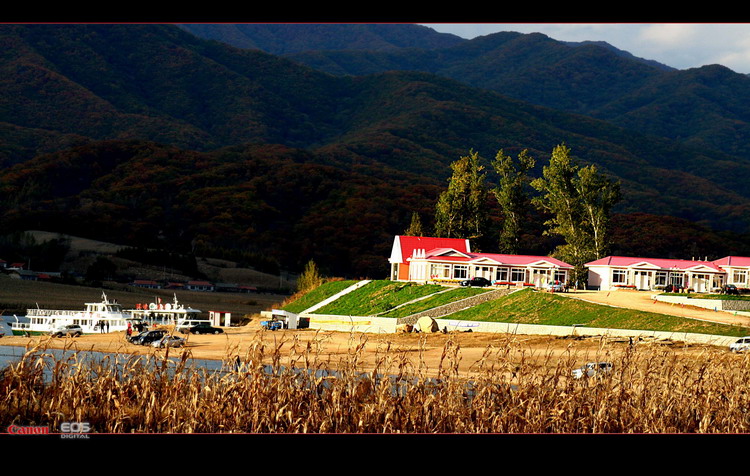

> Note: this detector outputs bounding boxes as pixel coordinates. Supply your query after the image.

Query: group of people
[96,320,110,333]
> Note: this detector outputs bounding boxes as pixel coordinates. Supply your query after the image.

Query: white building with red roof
[389,235,573,287]
[585,255,750,292]
[712,256,750,289]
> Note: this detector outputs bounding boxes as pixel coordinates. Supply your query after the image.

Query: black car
[184,323,224,335]
[460,277,492,287]
[722,284,740,295]
[128,329,167,345]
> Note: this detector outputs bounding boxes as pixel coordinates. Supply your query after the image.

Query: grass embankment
[448,288,749,337]
[282,281,748,336]
[380,287,490,318]
[311,281,447,316]
[280,280,358,314]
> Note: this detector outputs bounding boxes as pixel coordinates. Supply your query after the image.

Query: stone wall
[721,299,750,311]
[397,288,514,325]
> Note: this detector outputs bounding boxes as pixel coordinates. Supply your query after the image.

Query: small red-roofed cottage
[585,256,727,292]
[389,235,573,286]
[389,235,471,281]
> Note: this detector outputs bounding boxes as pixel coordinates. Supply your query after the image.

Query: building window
[612,269,627,284]
[511,268,525,282]
[733,270,747,285]
[669,272,684,287]
[475,266,492,279]
[453,265,468,279]
[430,264,451,279]
[496,267,509,282]
[655,272,667,286]
[554,270,567,283]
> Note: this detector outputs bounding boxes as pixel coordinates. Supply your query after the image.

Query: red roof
[390,235,470,263]
[713,256,750,268]
[424,250,573,268]
[586,256,724,272]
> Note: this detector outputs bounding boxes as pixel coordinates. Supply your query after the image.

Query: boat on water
[126,294,209,332]
[10,292,210,337]
[11,293,133,336]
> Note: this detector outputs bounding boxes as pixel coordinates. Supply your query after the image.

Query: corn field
[1,334,750,433]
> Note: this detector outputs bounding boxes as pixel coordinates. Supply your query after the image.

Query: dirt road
[565,289,750,327]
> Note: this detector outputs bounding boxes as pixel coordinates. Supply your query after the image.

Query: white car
[572,362,613,379]
[729,337,750,353]
[152,335,186,348]
[546,282,565,292]
[49,324,83,337]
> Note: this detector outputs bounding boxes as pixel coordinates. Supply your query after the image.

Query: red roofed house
[389,235,470,281]
[389,235,573,287]
[712,256,750,289]
[585,256,736,292]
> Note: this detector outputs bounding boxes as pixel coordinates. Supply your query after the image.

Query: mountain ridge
[2,24,750,277]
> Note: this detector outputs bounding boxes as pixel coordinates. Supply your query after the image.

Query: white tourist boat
[126,294,208,331]
[11,293,133,336]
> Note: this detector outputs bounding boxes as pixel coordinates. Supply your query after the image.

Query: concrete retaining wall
[307,314,398,333]
[306,313,737,346]
[432,319,737,346]
[653,294,750,314]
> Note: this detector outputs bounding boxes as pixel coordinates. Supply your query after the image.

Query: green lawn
[446,288,749,337]
[281,280,358,314]
[380,287,490,318]
[312,281,447,316]
[282,281,749,337]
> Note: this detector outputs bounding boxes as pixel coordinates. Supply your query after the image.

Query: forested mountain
[2,23,750,277]
[262,29,750,162]
[176,24,464,54]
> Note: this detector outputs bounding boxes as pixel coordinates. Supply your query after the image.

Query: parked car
[722,284,740,295]
[546,282,565,293]
[184,323,223,335]
[572,362,613,379]
[261,319,284,331]
[729,336,750,353]
[460,277,492,287]
[49,324,83,337]
[128,329,167,345]
[152,335,186,348]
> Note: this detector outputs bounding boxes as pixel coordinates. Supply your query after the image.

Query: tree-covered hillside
[3,24,750,277]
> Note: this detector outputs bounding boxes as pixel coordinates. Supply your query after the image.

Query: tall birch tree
[576,164,621,260]
[434,150,488,240]
[493,148,535,254]
[531,144,620,286]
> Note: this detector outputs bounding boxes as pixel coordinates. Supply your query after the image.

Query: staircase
[298,280,371,316]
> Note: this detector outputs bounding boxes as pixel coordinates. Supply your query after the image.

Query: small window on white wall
[612,269,627,284]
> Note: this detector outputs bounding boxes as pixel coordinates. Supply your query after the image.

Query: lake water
[0,344,230,379]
